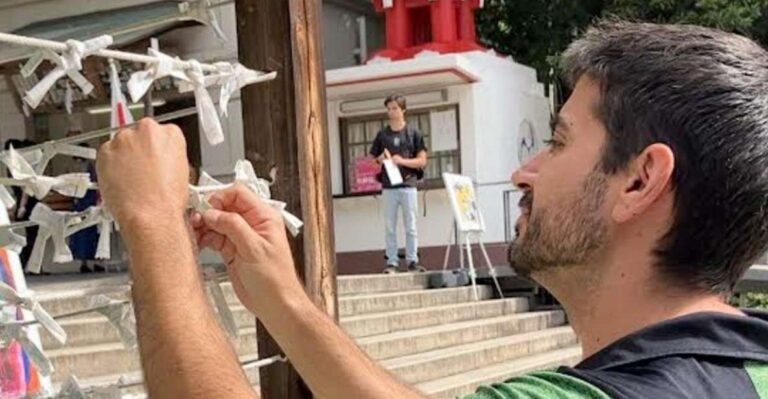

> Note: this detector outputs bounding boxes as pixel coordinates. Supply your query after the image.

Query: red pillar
[430,0,457,43]
[458,0,477,42]
[385,0,410,50]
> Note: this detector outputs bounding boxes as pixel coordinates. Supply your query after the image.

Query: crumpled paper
[21,35,113,109]
[27,203,81,274]
[65,206,114,260]
[0,146,91,200]
[127,48,189,103]
[0,280,66,344]
[189,161,303,237]
[88,295,136,348]
[34,140,97,175]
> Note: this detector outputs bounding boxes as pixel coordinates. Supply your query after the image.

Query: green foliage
[476,0,768,83]
[733,292,768,309]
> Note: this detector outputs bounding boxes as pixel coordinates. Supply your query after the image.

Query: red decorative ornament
[371,0,485,61]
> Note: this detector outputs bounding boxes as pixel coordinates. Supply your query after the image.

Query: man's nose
[512,151,543,189]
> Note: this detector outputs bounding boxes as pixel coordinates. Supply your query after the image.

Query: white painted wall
[327,52,551,254]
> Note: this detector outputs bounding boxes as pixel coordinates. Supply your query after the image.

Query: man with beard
[97,20,768,399]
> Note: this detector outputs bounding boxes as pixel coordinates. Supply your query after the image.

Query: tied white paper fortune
[0,281,66,344]
[203,268,238,339]
[185,60,224,145]
[126,48,188,102]
[34,140,97,175]
[20,35,114,109]
[178,62,261,117]
[27,203,82,274]
[0,225,27,254]
[191,160,303,237]
[127,50,223,145]
[65,206,113,260]
[0,146,91,200]
[88,295,136,348]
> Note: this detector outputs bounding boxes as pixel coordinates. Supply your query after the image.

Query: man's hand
[96,118,189,226]
[190,185,302,315]
[391,154,403,165]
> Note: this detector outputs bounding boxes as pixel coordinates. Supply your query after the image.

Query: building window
[340,105,461,195]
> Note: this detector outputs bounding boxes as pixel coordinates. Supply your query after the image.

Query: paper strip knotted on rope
[0,146,91,200]
[65,206,114,260]
[190,160,303,236]
[88,295,136,348]
[21,35,114,109]
[0,280,66,344]
[34,140,97,175]
[27,203,83,274]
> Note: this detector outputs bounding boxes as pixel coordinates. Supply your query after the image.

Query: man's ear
[611,143,674,223]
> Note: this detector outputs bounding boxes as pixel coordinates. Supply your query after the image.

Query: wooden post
[235,1,337,398]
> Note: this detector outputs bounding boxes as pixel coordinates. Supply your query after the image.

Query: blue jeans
[383,187,418,266]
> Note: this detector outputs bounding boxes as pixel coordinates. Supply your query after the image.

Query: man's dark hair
[384,94,407,111]
[562,20,768,293]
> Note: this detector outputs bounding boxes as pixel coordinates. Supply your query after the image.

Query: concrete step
[46,309,563,384]
[337,272,432,295]
[32,272,434,318]
[41,290,512,350]
[342,297,529,338]
[382,326,577,384]
[357,310,566,360]
[47,327,260,383]
[340,285,493,317]
[417,346,583,399]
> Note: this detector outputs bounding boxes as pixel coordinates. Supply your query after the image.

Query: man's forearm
[397,157,427,169]
[259,289,426,399]
[122,214,257,399]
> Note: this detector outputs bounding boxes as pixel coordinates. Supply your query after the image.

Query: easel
[441,173,504,301]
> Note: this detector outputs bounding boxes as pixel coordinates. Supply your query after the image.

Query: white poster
[383,159,403,185]
[443,173,484,232]
[430,109,458,152]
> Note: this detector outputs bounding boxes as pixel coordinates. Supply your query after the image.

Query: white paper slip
[383,159,403,185]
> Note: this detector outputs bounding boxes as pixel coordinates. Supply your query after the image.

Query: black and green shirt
[465,310,768,398]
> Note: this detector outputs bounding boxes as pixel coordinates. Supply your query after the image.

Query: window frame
[337,104,461,198]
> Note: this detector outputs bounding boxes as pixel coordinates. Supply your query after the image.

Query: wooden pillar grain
[235,1,337,398]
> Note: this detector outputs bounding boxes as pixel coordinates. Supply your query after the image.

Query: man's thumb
[202,209,258,249]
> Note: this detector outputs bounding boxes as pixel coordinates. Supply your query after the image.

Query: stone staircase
[28,272,580,398]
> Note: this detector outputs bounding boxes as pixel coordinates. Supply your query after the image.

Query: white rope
[0,32,274,78]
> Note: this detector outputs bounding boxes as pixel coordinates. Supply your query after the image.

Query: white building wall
[327,52,550,254]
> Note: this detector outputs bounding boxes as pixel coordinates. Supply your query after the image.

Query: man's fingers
[202,208,261,250]
[208,184,265,214]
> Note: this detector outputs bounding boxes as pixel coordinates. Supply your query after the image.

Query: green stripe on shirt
[746,362,768,399]
[462,371,611,399]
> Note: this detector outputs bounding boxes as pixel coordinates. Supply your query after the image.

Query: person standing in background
[370,95,428,273]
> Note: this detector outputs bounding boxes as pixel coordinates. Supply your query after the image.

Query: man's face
[386,101,405,122]
[508,77,613,275]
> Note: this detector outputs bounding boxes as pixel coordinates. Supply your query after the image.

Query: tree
[477,0,768,86]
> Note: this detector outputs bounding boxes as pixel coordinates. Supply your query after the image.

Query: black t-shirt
[369,125,428,189]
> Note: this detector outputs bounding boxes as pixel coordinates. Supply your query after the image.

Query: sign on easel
[443,173,484,232]
[441,173,503,301]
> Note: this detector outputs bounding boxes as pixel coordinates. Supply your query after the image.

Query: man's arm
[393,150,427,169]
[192,186,427,399]
[97,119,257,398]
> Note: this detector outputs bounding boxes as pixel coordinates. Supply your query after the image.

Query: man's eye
[543,139,563,148]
